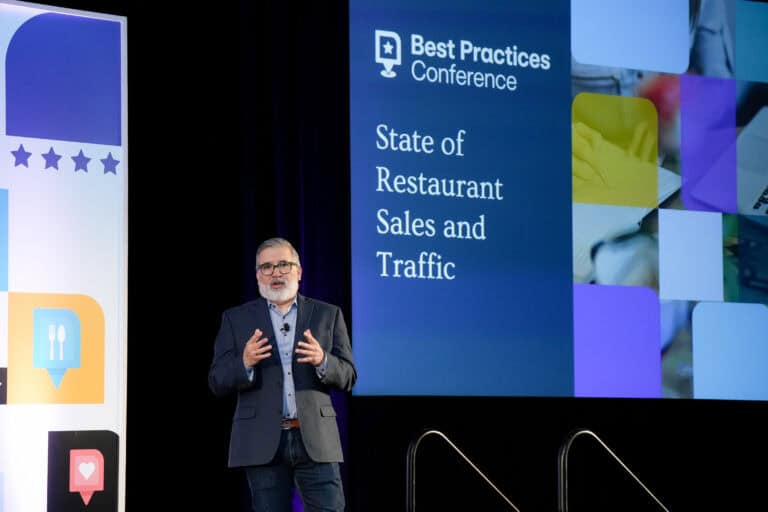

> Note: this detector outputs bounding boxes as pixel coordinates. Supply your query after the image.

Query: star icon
[72,149,91,173]
[383,40,394,54]
[101,152,120,175]
[42,147,62,170]
[11,144,31,167]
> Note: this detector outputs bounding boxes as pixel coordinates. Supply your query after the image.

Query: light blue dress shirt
[269,300,299,419]
[246,297,328,419]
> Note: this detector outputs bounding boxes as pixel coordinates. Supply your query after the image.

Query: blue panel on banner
[6,13,121,145]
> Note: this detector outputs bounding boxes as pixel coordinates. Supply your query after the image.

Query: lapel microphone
[280,323,290,335]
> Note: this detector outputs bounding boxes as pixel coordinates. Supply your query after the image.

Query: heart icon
[78,462,96,480]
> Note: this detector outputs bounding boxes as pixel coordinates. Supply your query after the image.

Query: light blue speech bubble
[0,189,7,291]
[32,308,81,388]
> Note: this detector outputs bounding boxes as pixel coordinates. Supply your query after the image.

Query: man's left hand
[296,329,325,366]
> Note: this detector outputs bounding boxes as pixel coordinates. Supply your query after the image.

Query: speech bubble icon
[32,308,81,388]
[69,449,104,505]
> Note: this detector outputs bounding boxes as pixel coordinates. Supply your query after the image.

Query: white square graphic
[659,209,723,301]
[572,0,690,73]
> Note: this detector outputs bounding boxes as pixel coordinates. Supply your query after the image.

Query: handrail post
[406,429,522,512]
[558,428,671,512]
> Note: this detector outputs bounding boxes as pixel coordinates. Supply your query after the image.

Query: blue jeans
[245,429,345,512]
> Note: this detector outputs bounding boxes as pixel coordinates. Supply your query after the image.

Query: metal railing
[406,429,523,512]
[558,429,670,512]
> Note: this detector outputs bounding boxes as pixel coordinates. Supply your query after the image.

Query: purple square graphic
[574,284,661,398]
[680,74,737,213]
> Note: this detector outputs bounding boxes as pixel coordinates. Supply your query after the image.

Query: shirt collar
[267,296,298,313]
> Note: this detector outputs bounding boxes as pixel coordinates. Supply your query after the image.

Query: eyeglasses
[257,260,299,276]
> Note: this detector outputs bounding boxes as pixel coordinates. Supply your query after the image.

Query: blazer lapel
[250,298,279,367]
[294,294,314,349]
[251,298,275,340]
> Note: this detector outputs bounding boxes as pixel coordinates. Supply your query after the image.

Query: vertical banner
[0,3,127,510]
[350,0,573,396]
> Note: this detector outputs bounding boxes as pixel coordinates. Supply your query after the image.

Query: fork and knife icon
[48,323,67,361]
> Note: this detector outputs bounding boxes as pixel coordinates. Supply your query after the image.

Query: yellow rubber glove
[573,121,657,207]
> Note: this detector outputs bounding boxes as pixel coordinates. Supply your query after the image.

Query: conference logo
[375,29,401,78]
[370,27,552,93]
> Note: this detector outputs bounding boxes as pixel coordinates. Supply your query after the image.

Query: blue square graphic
[735,1,768,83]
[693,302,768,400]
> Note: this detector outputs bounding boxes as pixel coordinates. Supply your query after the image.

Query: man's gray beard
[258,279,299,304]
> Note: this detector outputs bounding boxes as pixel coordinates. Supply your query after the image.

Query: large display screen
[350,0,768,400]
[0,1,127,510]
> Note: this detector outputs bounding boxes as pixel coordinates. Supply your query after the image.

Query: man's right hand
[243,328,271,368]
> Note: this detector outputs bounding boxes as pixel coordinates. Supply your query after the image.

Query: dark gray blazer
[208,295,356,467]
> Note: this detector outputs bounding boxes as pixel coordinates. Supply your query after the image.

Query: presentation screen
[350,0,768,400]
[0,1,127,510]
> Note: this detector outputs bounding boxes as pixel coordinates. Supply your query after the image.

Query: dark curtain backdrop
[34,1,768,511]
[124,1,352,510]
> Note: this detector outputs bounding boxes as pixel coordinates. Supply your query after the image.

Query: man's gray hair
[255,237,301,267]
